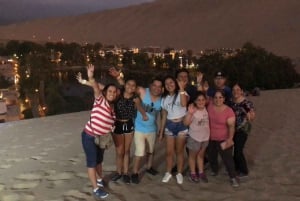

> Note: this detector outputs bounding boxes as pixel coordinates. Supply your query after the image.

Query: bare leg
[197,147,207,173]
[87,168,97,189]
[133,156,142,174]
[146,153,154,169]
[166,136,175,173]
[188,150,197,174]
[123,132,134,174]
[96,163,103,179]
[176,136,186,173]
[113,134,125,174]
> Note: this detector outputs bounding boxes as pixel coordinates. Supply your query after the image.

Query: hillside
[0,0,299,58]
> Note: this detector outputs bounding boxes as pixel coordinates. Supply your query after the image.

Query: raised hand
[187,103,196,114]
[76,72,83,84]
[86,64,95,79]
[177,79,187,91]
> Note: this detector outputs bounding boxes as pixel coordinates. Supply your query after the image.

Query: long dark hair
[231,82,245,91]
[102,83,117,103]
[120,77,137,98]
[162,75,180,108]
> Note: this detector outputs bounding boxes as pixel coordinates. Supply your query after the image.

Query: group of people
[78,64,255,199]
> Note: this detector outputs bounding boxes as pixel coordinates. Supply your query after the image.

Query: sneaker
[198,172,208,183]
[97,179,104,187]
[111,173,122,182]
[162,172,172,183]
[93,188,109,199]
[189,173,199,183]
[146,167,159,176]
[131,173,139,184]
[123,174,131,184]
[176,173,183,184]
[230,177,240,187]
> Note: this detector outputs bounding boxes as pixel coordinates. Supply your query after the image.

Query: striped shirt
[84,95,115,136]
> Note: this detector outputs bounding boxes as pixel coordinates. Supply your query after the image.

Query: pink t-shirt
[188,109,210,142]
[207,104,235,141]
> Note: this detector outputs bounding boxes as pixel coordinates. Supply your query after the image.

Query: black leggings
[233,131,249,174]
[208,140,236,178]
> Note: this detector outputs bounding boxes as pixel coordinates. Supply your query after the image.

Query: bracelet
[81,79,87,84]
[179,91,186,95]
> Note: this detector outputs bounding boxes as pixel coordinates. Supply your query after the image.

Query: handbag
[94,133,114,149]
[89,116,114,149]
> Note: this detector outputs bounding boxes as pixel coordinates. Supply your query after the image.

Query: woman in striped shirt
[78,64,117,199]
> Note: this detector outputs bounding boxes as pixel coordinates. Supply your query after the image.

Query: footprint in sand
[39,152,48,156]
[43,147,55,152]
[75,172,88,179]
[0,183,5,191]
[0,164,12,169]
[5,158,24,163]
[40,160,56,164]
[68,158,81,165]
[30,156,43,160]
[46,172,73,181]
[63,189,90,200]
[1,194,35,201]
[11,181,40,190]
[15,173,43,181]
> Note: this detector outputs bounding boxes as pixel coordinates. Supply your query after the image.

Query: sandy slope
[0,88,299,200]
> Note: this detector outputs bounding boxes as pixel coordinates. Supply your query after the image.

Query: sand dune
[0,88,299,200]
[0,0,299,58]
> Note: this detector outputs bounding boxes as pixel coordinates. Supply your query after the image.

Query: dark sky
[0,0,155,25]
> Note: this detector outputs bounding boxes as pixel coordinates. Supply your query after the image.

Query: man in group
[129,77,163,184]
[175,68,198,103]
[207,71,232,105]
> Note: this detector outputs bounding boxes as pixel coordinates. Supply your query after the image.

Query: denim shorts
[81,131,105,168]
[164,120,188,137]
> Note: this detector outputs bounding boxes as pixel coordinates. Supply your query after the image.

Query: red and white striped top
[84,95,115,136]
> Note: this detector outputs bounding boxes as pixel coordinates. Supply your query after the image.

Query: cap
[214,71,226,78]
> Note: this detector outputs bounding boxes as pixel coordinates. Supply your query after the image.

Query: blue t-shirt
[135,88,161,133]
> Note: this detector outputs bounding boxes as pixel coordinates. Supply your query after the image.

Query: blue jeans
[81,131,105,168]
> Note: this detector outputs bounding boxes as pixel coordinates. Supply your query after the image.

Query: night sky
[0,0,155,25]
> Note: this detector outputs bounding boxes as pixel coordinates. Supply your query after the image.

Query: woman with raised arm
[110,76,147,184]
[77,64,118,200]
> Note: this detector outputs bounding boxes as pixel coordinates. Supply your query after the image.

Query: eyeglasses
[214,96,224,99]
[150,102,154,113]
[144,102,155,113]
